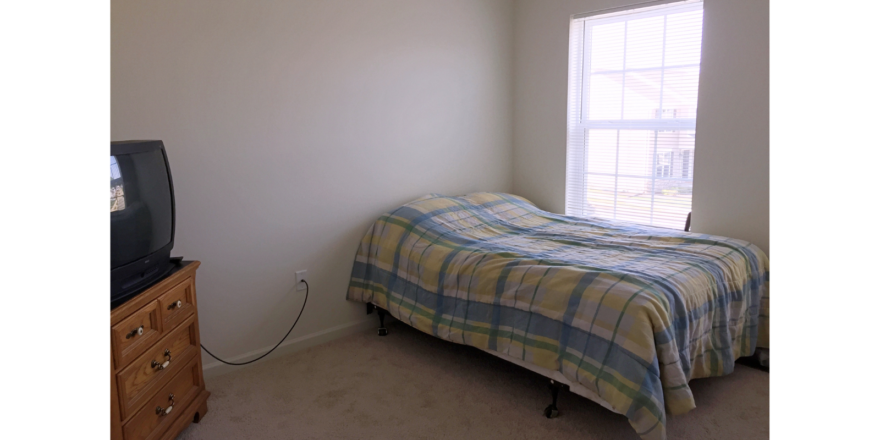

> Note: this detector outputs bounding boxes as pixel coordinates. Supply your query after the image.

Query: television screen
[110,149,173,269]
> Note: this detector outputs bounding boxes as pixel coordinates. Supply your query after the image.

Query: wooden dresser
[111,261,210,440]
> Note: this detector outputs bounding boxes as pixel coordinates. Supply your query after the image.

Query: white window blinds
[565,0,703,229]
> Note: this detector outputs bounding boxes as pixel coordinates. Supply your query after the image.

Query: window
[565,0,703,229]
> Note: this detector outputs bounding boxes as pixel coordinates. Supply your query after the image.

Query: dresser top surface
[111,260,200,325]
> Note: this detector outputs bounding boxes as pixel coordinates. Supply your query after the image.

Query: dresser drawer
[116,316,199,420]
[157,277,195,332]
[112,301,162,369]
[123,357,202,440]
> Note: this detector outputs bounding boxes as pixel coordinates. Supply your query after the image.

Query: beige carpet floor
[178,320,768,440]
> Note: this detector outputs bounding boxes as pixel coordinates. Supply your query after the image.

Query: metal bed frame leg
[377,308,388,336]
[544,380,561,418]
[366,303,388,336]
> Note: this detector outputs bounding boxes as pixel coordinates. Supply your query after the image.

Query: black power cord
[200,279,309,366]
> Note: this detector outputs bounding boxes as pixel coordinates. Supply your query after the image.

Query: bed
[347,192,769,440]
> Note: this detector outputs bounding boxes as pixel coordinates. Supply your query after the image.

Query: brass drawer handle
[167,300,183,310]
[156,393,175,417]
[151,349,172,370]
[125,325,144,339]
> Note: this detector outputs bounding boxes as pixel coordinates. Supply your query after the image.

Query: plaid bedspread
[347,192,769,440]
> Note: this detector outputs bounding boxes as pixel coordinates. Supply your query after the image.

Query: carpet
[178,319,768,439]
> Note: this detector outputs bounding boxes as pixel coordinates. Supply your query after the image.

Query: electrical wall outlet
[295,270,308,291]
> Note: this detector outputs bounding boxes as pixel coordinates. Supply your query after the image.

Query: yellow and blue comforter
[347,192,769,440]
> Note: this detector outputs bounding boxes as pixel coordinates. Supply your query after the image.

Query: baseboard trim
[201,318,376,379]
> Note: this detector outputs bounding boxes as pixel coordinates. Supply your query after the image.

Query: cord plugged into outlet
[201,279,309,366]
[295,270,308,291]
[201,270,311,366]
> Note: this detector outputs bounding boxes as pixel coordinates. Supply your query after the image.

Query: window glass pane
[661,66,700,118]
[652,130,694,228]
[588,73,623,119]
[584,174,616,218]
[618,130,654,177]
[615,176,654,225]
[625,16,664,69]
[586,130,618,174]
[664,10,703,67]
[590,22,625,72]
[652,194,692,228]
[623,69,662,119]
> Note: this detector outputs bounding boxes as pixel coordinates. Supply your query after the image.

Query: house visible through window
[565,0,703,229]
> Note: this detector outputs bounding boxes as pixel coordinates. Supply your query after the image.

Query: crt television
[111,140,176,308]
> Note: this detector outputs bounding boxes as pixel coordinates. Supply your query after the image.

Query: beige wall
[112,0,514,373]
[112,0,768,373]
[512,0,769,254]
